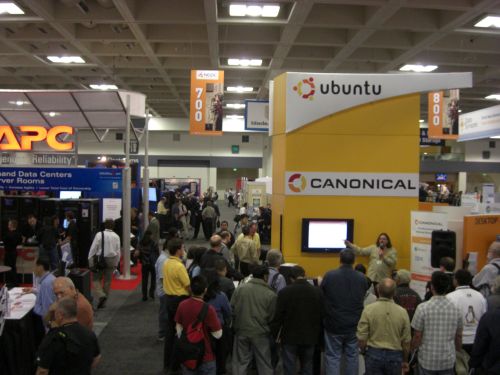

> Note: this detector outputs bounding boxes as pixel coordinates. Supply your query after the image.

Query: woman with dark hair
[135,230,159,301]
[202,268,232,375]
[345,232,397,287]
[186,246,206,279]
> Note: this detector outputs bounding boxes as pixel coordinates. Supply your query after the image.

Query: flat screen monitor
[60,191,81,199]
[301,218,354,253]
[148,187,157,202]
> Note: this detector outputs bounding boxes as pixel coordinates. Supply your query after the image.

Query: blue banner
[0,167,122,193]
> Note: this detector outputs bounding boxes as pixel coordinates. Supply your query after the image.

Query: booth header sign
[245,100,269,132]
[0,125,74,151]
[285,172,418,197]
[284,72,472,133]
[458,104,500,142]
[0,167,122,193]
[190,70,224,136]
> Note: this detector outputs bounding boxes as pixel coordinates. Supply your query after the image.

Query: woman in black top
[3,219,23,287]
[135,230,159,301]
[38,216,60,270]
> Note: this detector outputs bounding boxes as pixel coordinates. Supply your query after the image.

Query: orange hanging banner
[428,90,459,140]
[190,70,224,136]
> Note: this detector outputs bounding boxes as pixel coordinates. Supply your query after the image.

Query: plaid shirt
[411,296,463,371]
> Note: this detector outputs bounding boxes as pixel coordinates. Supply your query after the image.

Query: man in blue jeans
[357,278,411,374]
[321,249,368,375]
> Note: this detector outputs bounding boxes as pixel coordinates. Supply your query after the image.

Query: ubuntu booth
[270,72,472,277]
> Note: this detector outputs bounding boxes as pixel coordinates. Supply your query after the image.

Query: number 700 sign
[189,70,224,135]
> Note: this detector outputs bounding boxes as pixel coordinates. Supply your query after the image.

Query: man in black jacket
[469,307,500,375]
[200,235,242,281]
[271,266,322,375]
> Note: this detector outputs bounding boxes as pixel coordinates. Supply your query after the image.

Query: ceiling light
[9,100,27,106]
[89,84,118,90]
[399,64,438,73]
[474,15,500,28]
[458,109,462,113]
[48,112,57,117]
[419,119,424,123]
[0,2,24,15]
[485,94,500,100]
[229,3,280,18]
[226,115,244,119]
[227,86,253,93]
[228,58,262,67]
[226,103,246,109]
[490,136,500,139]
[47,56,86,64]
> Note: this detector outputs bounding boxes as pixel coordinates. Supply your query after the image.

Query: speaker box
[431,230,456,268]
[68,268,92,303]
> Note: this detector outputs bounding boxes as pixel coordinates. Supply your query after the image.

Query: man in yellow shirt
[162,238,190,371]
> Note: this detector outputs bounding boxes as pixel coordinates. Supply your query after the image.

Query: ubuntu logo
[288,173,307,192]
[293,77,315,100]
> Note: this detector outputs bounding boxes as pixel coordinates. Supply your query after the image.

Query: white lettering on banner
[196,70,219,80]
[285,72,472,133]
[285,172,418,197]
[194,87,203,122]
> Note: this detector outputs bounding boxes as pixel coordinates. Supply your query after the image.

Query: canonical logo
[285,172,418,197]
[293,77,315,100]
[288,173,307,193]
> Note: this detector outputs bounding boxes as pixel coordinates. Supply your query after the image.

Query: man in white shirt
[447,269,487,355]
[88,219,121,309]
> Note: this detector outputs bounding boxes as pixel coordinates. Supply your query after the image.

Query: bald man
[357,278,411,374]
[52,277,93,330]
[473,241,500,297]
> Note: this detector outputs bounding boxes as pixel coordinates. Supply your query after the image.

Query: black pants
[202,218,214,240]
[215,325,232,374]
[192,215,202,239]
[4,250,17,286]
[239,261,252,277]
[163,294,188,370]
[141,264,156,298]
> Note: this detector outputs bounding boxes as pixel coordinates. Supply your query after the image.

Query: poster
[190,70,224,135]
[245,100,269,131]
[428,89,460,140]
[410,211,448,297]
[102,198,122,221]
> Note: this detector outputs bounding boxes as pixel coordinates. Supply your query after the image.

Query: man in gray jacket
[231,265,277,375]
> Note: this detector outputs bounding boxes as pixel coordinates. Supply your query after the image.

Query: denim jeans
[181,360,216,375]
[281,344,314,375]
[417,365,454,375]
[365,347,403,375]
[324,331,358,375]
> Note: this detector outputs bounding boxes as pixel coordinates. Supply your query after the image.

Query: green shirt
[357,297,411,351]
[353,244,397,283]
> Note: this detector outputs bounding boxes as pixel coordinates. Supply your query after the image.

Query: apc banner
[0,167,122,193]
[428,90,460,140]
[190,70,224,135]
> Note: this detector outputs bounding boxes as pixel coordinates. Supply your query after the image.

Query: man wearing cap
[394,269,422,320]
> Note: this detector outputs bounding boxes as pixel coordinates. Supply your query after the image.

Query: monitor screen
[60,191,81,199]
[435,173,447,182]
[301,218,354,253]
[148,187,157,202]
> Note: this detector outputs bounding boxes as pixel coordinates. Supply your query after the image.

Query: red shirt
[175,297,221,362]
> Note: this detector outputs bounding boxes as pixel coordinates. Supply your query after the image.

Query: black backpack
[174,303,209,370]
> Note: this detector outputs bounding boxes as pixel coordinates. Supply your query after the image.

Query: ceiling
[0,0,499,119]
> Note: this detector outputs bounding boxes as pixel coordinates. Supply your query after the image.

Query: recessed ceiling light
[227,86,253,93]
[228,58,262,67]
[226,115,244,119]
[399,64,438,73]
[48,112,57,117]
[474,15,500,28]
[9,100,28,106]
[89,84,118,90]
[485,94,500,100]
[419,119,424,123]
[0,2,24,15]
[229,3,280,18]
[47,56,86,64]
[226,103,246,109]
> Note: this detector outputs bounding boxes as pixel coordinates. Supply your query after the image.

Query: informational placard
[0,167,122,193]
[190,70,224,136]
[410,211,448,297]
[428,90,460,140]
[419,128,444,146]
[245,100,269,131]
[285,172,419,197]
[103,198,122,221]
[458,104,500,142]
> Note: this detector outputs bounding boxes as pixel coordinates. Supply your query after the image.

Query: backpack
[269,268,281,292]
[174,303,209,370]
[477,263,500,298]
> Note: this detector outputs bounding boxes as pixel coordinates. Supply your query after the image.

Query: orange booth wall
[463,215,500,270]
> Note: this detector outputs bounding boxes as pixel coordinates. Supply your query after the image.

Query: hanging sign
[458,104,500,142]
[190,70,224,136]
[245,100,269,131]
[0,125,74,151]
[428,90,460,140]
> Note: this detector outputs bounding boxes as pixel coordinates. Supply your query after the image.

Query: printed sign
[410,211,448,298]
[1,153,76,166]
[458,104,500,142]
[0,125,74,151]
[420,128,445,146]
[285,172,419,197]
[285,72,472,133]
[245,100,269,131]
[428,90,460,140]
[190,70,224,136]
[0,167,122,193]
